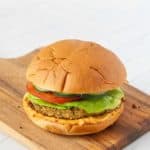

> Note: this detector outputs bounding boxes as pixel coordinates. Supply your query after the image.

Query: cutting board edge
[0,121,45,150]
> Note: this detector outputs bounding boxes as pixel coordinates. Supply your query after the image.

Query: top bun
[26,39,126,94]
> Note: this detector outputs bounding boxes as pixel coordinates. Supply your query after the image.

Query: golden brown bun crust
[26,39,126,94]
[23,96,124,135]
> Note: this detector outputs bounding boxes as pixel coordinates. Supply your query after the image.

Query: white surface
[0,0,149,149]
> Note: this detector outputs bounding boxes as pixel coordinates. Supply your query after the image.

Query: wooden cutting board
[0,50,149,150]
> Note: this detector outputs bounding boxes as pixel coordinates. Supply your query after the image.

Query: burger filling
[25,83,124,119]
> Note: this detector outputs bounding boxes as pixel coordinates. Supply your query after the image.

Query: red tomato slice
[26,82,81,104]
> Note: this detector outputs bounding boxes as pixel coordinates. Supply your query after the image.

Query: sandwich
[23,39,127,135]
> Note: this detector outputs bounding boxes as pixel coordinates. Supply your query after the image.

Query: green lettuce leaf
[26,88,124,114]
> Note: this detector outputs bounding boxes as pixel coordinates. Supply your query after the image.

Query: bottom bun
[23,97,124,135]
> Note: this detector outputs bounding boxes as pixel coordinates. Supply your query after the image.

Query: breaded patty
[30,102,92,119]
[29,101,117,120]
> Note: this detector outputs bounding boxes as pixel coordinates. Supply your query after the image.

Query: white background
[0,0,150,149]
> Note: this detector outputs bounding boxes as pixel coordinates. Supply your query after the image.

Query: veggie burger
[23,39,127,135]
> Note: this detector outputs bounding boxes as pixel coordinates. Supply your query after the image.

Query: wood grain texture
[0,50,149,150]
